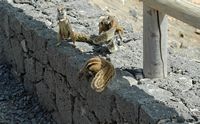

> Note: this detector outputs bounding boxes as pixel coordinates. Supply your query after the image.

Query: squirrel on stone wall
[98,15,124,45]
[56,5,123,92]
[57,5,123,53]
[78,56,115,92]
[57,5,91,47]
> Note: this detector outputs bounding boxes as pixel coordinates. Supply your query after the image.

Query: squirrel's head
[57,5,67,20]
[99,15,115,29]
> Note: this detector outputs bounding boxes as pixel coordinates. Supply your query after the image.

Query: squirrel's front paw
[107,44,118,53]
[108,47,118,53]
[72,44,76,48]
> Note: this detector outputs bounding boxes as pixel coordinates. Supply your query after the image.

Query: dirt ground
[89,0,200,48]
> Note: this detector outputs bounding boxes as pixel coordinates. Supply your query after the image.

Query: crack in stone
[90,110,100,124]
[137,105,141,124]
[70,94,75,124]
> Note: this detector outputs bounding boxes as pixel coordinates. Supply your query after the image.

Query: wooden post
[142,0,200,29]
[143,4,168,78]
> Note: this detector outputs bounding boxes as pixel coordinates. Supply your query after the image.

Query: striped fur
[79,56,115,92]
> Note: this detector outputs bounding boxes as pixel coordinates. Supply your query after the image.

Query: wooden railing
[142,0,200,78]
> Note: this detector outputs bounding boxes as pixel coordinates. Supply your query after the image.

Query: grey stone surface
[35,61,44,81]
[0,8,10,38]
[55,74,73,124]
[0,64,56,123]
[10,37,24,73]
[20,39,28,53]
[36,81,57,111]
[43,68,56,94]
[0,0,199,124]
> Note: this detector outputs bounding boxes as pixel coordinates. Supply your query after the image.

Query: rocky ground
[0,64,56,123]
[0,0,200,123]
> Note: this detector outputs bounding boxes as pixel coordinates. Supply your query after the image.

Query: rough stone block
[0,7,4,28]
[10,38,24,73]
[116,96,138,123]
[37,28,57,42]
[23,57,35,93]
[9,13,22,35]
[137,84,174,102]
[36,81,57,112]
[34,32,47,50]
[56,74,72,124]
[0,44,5,64]
[24,57,35,82]
[3,38,14,65]
[32,32,48,64]
[73,98,94,124]
[86,91,112,123]
[21,24,34,51]
[23,76,35,93]
[52,111,63,124]
[47,46,68,75]
[0,8,9,38]
[0,31,6,63]
[140,102,178,124]
[35,61,44,82]
[43,68,56,94]
[107,70,143,123]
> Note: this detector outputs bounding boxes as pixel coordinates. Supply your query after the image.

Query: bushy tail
[92,27,116,45]
[78,57,102,80]
[91,59,115,92]
[78,56,115,92]
[71,32,93,44]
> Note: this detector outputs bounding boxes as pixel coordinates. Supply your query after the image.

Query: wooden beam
[142,0,200,29]
[143,4,168,78]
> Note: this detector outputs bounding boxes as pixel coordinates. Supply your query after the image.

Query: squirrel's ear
[99,16,106,21]
[57,4,64,11]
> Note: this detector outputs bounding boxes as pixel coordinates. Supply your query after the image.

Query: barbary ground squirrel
[57,5,91,47]
[99,15,124,45]
[78,56,115,92]
[57,5,122,53]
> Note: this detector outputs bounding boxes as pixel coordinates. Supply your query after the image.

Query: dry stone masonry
[0,0,199,124]
[0,63,56,123]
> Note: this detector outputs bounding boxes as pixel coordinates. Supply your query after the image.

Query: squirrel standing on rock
[98,15,124,46]
[57,5,124,53]
[57,6,118,92]
[78,56,115,92]
[91,15,124,53]
[57,5,91,47]
[98,15,124,40]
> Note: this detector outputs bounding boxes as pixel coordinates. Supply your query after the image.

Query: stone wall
[0,2,183,124]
